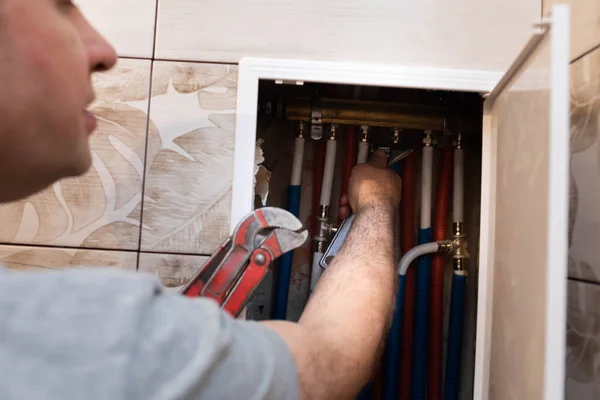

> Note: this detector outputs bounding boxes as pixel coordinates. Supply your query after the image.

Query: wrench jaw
[180,207,308,316]
[272,229,309,255]
[257,207,305,232]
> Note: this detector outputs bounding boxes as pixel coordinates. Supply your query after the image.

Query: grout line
[136,248,141,272]
[134,0,160,273]
[568,276,600,286]
[118,55,237,66]
[151,0,160,60]
[139,251,212,257]
[135,56,156,269]
[139,249,212,257]
[571,43,600,65]
[0,242,138,253]
[0,241,213,258]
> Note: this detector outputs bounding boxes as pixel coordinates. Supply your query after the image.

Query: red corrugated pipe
[428,145,454,400]
[339,126,358,224]
[399,152,416,400]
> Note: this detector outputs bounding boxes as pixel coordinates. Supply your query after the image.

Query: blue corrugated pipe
[412,227,433,400]
[444,272,467,400]
[272,185,302,320]
[383,274,407,399]
[356,381,373,400]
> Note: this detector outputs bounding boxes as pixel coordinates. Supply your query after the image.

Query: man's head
[0,0,117,202]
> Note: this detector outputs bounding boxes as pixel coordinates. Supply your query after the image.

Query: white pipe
[320,139,337,206]
[397,242,443,276]
[357,141,369,164]
[420,146,434,228]
[453,147,464,223]
[291,137,305,186]
[310,252,323,291]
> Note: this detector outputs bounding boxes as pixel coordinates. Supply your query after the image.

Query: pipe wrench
[180,207,309,317]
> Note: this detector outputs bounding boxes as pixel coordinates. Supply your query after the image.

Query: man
[0,1,402,399]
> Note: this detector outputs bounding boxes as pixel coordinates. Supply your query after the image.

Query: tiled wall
[566,46,600,399]
[0,4,236,291]
[540,0,600,397]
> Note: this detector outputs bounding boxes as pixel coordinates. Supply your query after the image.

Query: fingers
[340,194,349,206]
[339,205,351,220]
[368,150,388,169]
[339,194,350,219]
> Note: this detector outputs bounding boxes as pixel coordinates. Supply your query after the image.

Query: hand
[339,150,402,219]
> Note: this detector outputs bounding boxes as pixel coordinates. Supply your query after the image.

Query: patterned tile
[569,47,600,282]
[0,59,151,250]
[0,245,136,272]
[140,62,237,254]
[543,0,600,61]
[76,0,157,58]
[567,279,600,400]
[138,252,208,292]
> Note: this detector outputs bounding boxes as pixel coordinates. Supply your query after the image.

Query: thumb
[368,150,388,169]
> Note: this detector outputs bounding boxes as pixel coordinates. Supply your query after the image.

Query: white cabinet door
[475,5,570,400]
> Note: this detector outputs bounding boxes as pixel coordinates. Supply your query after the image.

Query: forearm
[304,202,397,378]
[265,201,398,399]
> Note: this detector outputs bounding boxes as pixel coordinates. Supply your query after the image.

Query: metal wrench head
[269,227,309,255]
[232,207,308,253]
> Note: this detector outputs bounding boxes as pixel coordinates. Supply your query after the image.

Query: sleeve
[128,291,300,400]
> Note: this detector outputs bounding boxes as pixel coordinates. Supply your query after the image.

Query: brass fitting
[360,125,369,142]
[393,128,401,144]
[315,205,334,252]
[455,132,463,149]
[329,124,338,140]
[453,259,466,273]
[451,222,469,271]
[423,130,434,147]
[297,122,305,139]
[438,240,454,253]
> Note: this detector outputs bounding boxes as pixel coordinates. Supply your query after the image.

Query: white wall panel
[76,0,157,58]
[156,0,539,72]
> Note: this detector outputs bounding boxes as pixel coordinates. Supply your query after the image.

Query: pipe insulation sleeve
[420,146,434,229]
[320,139,337,207]
[272,185,302,320]
[453,148,464,223]
[309,252,323,291]
[383,274,407,400]
[397,241,440,276]
[290,137,305,186]
[357,141,369,164]
[412,227,433,400]
[429,145,454,400]
[444,273,467,400]
[311,141,326,239]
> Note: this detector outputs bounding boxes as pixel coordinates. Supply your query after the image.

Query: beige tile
[543,0,600,62]
[155,0,538,71]
[138,252,208,291]
[566,279,600,400]
[488,35,551,399]
[0,59,151,250]
[0,245,137,272]
[569,47,600,282]
[141,62,237,254]
[76,0,157,58]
